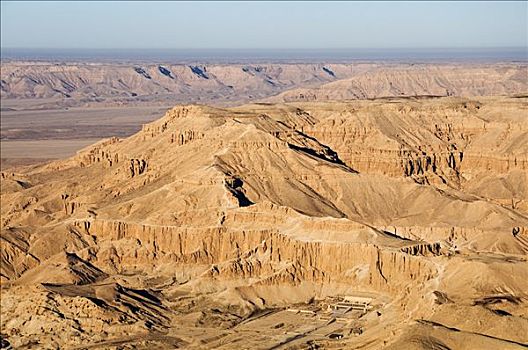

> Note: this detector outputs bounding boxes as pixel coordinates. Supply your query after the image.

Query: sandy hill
[1,97,527,349]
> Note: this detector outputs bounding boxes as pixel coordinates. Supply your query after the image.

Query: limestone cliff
[1,98,527,349]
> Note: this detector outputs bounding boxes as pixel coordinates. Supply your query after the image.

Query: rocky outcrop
[0,228,40,282]
[298,100,528,192]
[77,137,121,168]
[3,62,526,109]
[170,130,204,145]
[1,98,526,349]
[0,62,375,107]
[73,219,438,293]
[129,158,148,178]
[269,65,528,103]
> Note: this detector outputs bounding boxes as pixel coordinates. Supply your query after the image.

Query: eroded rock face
[1,62,526,108]
[287,98,528,209]
[268,65,528,102]
[1,98,527,349]
[68,217,437,292]
[0,62,376,107]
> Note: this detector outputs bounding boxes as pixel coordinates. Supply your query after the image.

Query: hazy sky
[1,1,527,49]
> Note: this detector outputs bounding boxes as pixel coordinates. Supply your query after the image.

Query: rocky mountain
[2,62,527,108]
[0,62,375,107]
[1,97,527,349]
[266,64,528,102]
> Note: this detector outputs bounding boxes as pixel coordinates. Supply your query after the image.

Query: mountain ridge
[1,96,527,348]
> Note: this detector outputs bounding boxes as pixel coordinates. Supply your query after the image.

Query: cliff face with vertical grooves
[68,217,438,292]
[1,97,527,349]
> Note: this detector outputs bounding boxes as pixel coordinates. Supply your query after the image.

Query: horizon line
[2,46,527,51]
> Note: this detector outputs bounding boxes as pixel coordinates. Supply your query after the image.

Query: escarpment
[1,97,527,349]
[268,64,528,103]
[70,217,438,292]
[1,62,378,108]
[2,63,526,110]
[293,99,528,195]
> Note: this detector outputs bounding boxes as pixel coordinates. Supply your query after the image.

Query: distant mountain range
[1,62,527,108]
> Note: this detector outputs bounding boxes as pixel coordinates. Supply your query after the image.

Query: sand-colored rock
[2,62,526,109]
[0,62,376,108]
[1,97,527,349]
[268,64,528,102]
